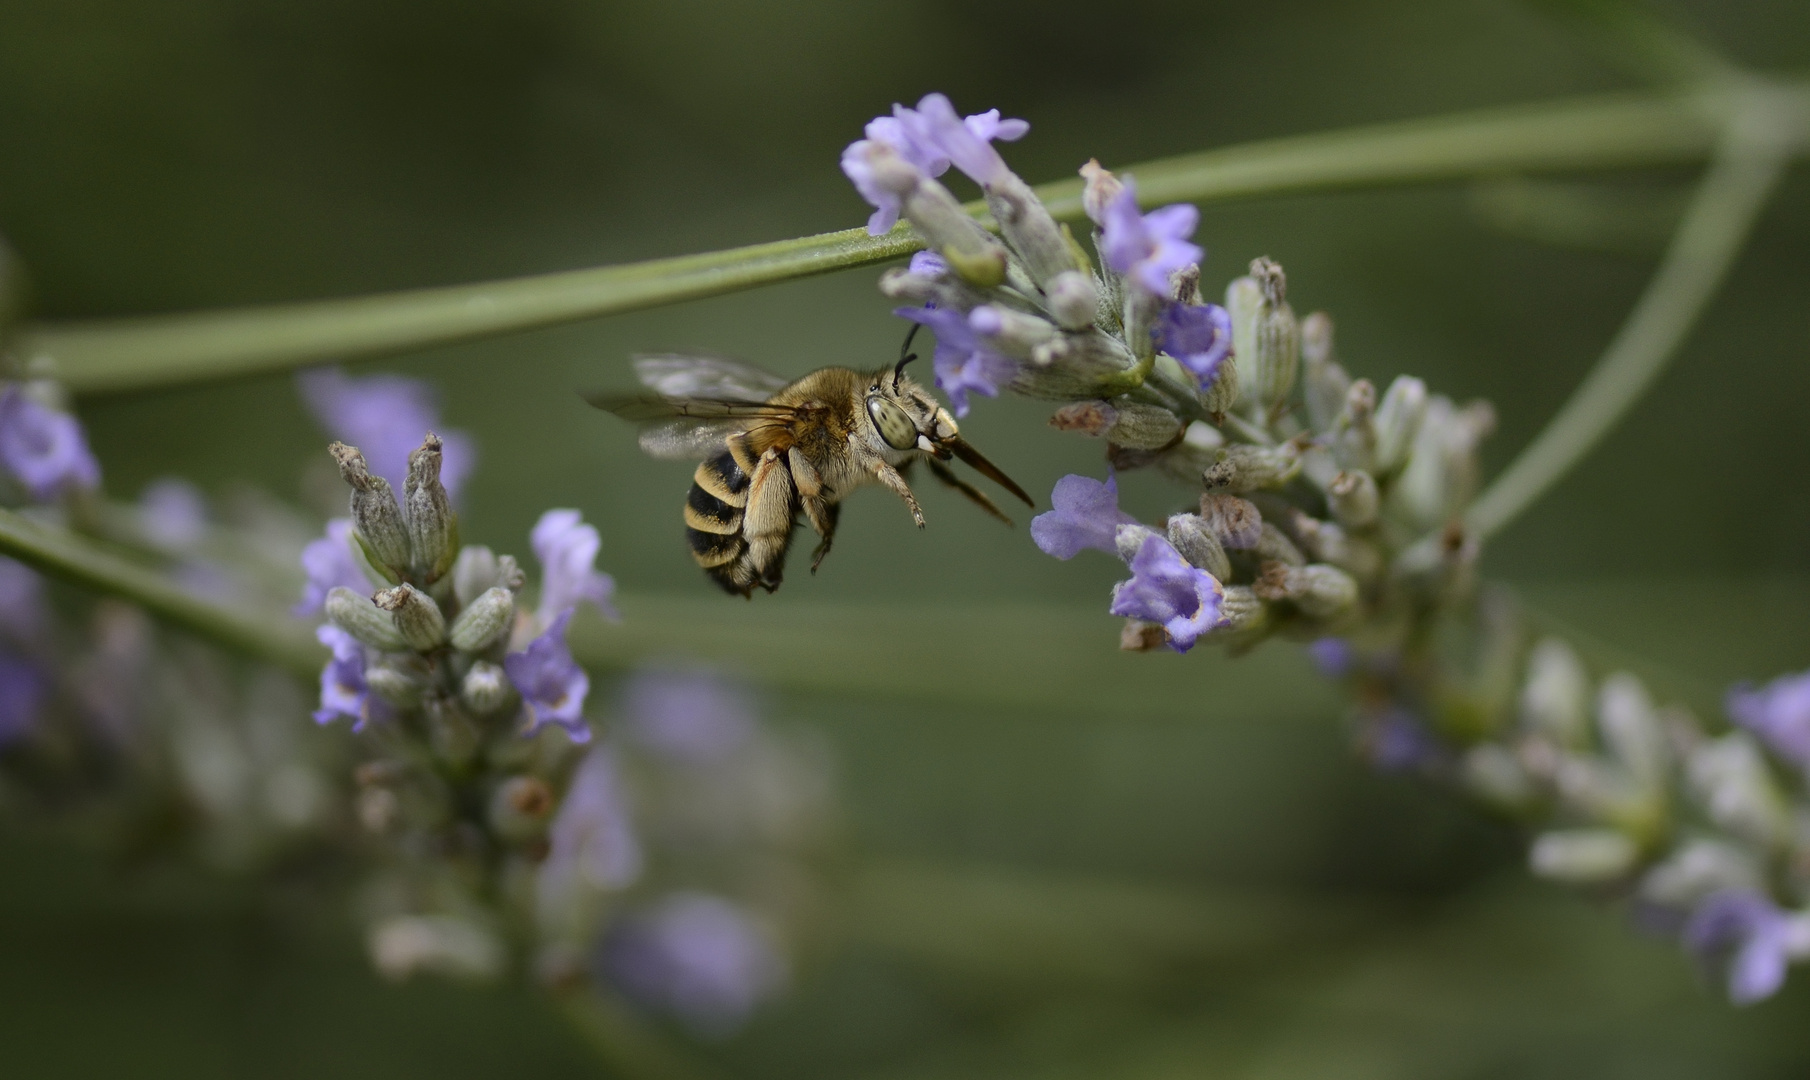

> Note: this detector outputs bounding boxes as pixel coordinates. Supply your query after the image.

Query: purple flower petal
[0,557,46,643]
[1728,669,1810,770]
[1098,178,1204,297]
[295,519,371,617]
[504,610,591,742]
[0,651,48,747]
[601,892,786,1036]
[840,139,914,236]
[0,384,101,501]
[313,623,371,728]
[894,304,1016,417]
[907,93,1021,189]
[1358,706,1439,772]
[530,509,617,625]
[541,747,642,896]
[1685,889,1793,1005]
[621,669,757,765]
[1030,474,1137,560]
[1308,636,1354,678]
[907,250,948,277]
[137,478,209,551]
[1107,534,1224,653]
[297,368,476,498]
[1157,303,1233,388]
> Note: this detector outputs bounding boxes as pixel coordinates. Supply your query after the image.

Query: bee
[587,334,1032,597]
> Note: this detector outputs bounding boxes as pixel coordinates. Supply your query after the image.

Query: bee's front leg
[874,461,926,528]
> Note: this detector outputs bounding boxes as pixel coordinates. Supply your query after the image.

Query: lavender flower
[137,478,208,550]
[1728,670,1810,770]
[621,669,757,766]
[842,95,1028,235]
[895,304,1016,416]
[0,557,46,643]
[313,623,371,728]
[504,610,591,743]
[1108,534,1224,653]
[908,250,948,277]
[298,368,475,497]
[1685,890,1795,1005]
[1308,637,1355,678]
[541,747,643,898]
[1098,180,1203,297]
[0,652,47,747]
[1031,473,1137,560]
[295,519,371,617]
[530,509,617,625]
[1156,303,1233,387]
[1358,706,1440,772]
[601,892,786,1036]
[0,384,100,501]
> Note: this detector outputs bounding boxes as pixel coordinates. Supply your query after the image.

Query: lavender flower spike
[1108,534,1225,653]
[1684,890,1801,1005]
[314,623,372,728]
[1031,474,1138,560]
[1157,303,1233,389]
[530,509,618,625]
[894,304,1016,417]
[0,384,101,501]
[504,610,592,743]
[1099,179,1203,297]
[298,368,476,497]
[1728,669,1810,771]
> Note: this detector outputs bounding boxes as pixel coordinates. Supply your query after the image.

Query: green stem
[0,506,322,676]
[550,987,727,1080]
[25,83,1807,395]
[1464,86,1798,542]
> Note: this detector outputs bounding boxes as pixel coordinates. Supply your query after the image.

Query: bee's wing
[632,354,792,402]
[584,392,804,462]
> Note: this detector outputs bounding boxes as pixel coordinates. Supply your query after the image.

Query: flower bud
[1043,270,1098,331]
[1292,517,1383,581]
[1596,673,1669,790]
[460,659,515,717]
[1254,561,1357,620]
[1247,258,1300,414]
[451,545,499,607]
[1166,514,1230,580]
[1210,443,1302,492]
[1528,828,1638,883]
[1387,396,1495,529]
[1204,585,1270,647]
[423,695,479,767]
[329,443,410,578]
[1225,275,1262,410]
[1301,311,1348,432]
[1048,401,1115,435]
[1105,403,1183,450]
[365,660,427,708]
[1332,379,1378,471]
[404,434,459,583]
[1198,493,1263,549]
[1255,524,1306,567]
[449,586,514,653]
[495,554,526,592]
[1639,839,1762,909]
[985,177,1080,289]
[1079,159,1124,228]
[1199,353,1239,416]
[1371,376,1427,475]
[968,305,1056,359]
[1688,734,1790,849]
[325,586,407,652]
[1326,470,1380,529]
[1114,523,1162,564]
[1521,638,1590,747]
[1463,744,1536,809]
[374,584,447,651]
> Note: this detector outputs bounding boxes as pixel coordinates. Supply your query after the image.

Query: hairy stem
[0,506,323,675]
[26,84,1808,395]
[1465,85,1799,542]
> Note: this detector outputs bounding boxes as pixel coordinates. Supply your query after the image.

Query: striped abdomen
[683,450,794,596]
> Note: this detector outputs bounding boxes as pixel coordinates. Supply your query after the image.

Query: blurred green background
[3,0,1810,1075]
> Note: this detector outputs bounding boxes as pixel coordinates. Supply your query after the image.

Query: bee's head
[864,364,957,457]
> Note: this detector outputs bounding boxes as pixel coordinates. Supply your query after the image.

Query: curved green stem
[25,84,1808,395]
[1465,85,1799,542]
[0,506,322,675]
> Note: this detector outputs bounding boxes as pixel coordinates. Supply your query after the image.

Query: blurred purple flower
[894,304,1016,417]
[541,747,642,899]
[1685,889,1795,1005]
[0,384,100,501]
[0,652,47,747]
[0,557,46,643]
[1358,706,1439,772]
[621,669,757,765]
[1728,670,1810,770]
[295,518,370,617]
[601,892,786,1036]
[137,478,208,550]
[1308,637,1355,678]
[1098,179,1202,296]
[530,509,617,626]
[1108,534,1224,653]
[1156,303,1233,388]
[313,623,371,729]
[504,610,591,743]
[1031,473,1137,560]
[297,368,475,497]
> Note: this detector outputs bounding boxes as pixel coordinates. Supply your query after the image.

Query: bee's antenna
[893,323,922,392]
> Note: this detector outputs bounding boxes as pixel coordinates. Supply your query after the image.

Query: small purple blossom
[137,477,208,550]
[1358,706,1439,772]
[0,557,46,643]
[297,368,475,497]
[907,250,947,277]
[313,623,371,728]
[295,519,371,617]
[1099,179,1203,297]
[840,139,917,236]
[1308,637,1355,678]
[894,304,1016,417]
[601,892,786,1036]
[1685,889,1795,1005]
[541,747,642,898]
[622,669,757,766]
[0,652,47,747]
[1031,474,1137,560]
[843,96,1029,235]
[530,509,617,626]
[1108,534,1224,653]
[1728,669,1810,770]
[0,384,100,501]
[504,610,591,743]
[1156,303,1233,388]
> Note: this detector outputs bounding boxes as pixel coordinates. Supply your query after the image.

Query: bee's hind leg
[787,447,840,573]
[808,503,841,573]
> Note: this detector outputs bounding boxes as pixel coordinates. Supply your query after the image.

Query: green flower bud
[374,584,447,652]
[1203,585,1271,650]
[1166,513,1231,580]
[448,587,514,653]
[365,660,427,708]
[1326,470,1380,529]
[423,695,478,768]
[1254,561,1357,621]
[1255,524,1306,567]
[325,586,407,652]
[452,545,499,608]
[1372,375,1427,474]
[968,304,1057,359]
[1043,270,1098,331]
[460,660,515,717]
[1521,638,1590,748]
[1225,275,1262,410]
[1105,402,1183,450]
[1247,258,1300,414]
[404,434,459,583]
[1200,352,1239,416]
[1301,311,1348,432]
[985,177,1078,289]
[1198,493,1264,550]
[329,443,410,579]
[1528,828,1638,884]
[1209,443,1302,492]
[1596,673,1669,791]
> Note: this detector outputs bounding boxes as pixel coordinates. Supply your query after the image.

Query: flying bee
[587,333,1033,597]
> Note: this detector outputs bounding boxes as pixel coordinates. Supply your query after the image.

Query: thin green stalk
[26,83,1807,395]
[1464,88,1798,542]
[0,506,322,675]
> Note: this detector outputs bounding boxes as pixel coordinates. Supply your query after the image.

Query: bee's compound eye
[866,395,919,451]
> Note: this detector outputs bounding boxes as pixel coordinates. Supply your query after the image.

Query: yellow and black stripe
[684,451,754,594]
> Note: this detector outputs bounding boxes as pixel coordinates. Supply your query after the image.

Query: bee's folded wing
[631,355,791,401]
[583,392,802,462]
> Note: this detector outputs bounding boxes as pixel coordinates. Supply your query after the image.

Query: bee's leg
[744,448,797,592]
[725,431,759,479]
[927,458,1013,525]
[873,462,926,528]
[787,448,839,573]
[809,504,841,573]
